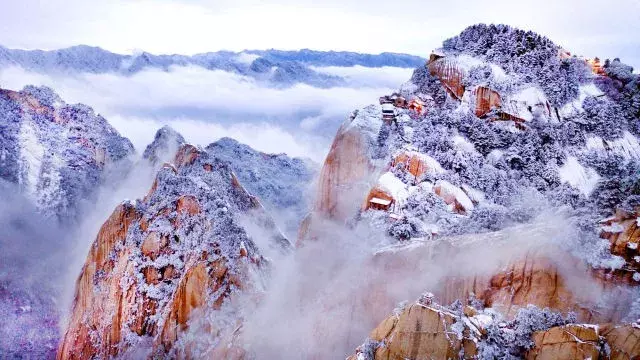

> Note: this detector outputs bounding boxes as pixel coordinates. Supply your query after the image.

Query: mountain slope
[302,24,640,359]
[58,143,291,359]
[0,85,134,219]
[206,137,316,236]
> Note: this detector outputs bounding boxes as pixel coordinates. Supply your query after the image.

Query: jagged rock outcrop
[58,144,291,359]
[0,85,134,219]
[143,125,186,165]
[348,302,469,360]
[527,325,601,359]
[528,324,640,360]
[368,213,636,325]
[601,324,640,359]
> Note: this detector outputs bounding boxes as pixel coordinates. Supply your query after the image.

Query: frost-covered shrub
[538,57,584,107]
[600,59,640,134]
[624,295,640,323]
[21,85,62,108]
[478,305,572,359]
[404,189,449,219]
[461,116,500,156]
[581,96,625,139]
[409,66,448,106]
[443,24,590,107]
[451,202,509,234]
[387,216,423,240]
[464,64,493,87]
[413,123,454,155]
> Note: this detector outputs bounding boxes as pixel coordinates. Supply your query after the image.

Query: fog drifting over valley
[0,64,412,161]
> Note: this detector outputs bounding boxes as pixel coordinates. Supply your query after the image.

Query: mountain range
[1,23,640,359]
[0,45,425,88]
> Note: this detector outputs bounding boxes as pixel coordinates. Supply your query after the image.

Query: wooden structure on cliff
[364,188,395,211]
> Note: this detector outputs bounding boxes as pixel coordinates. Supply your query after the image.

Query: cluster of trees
[598,59,640,135]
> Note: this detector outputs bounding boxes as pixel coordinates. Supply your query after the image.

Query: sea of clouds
[0,64,413,161]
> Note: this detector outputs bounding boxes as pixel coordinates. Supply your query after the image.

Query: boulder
[526,325,601,360]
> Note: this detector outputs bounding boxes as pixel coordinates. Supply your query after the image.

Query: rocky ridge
[57,143,291,359]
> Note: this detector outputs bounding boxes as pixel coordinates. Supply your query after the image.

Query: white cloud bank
[0,64,409,161]
[312,65,413,88]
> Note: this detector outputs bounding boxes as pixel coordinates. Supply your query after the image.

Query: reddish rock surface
[315,125,375,220]
[391,152,430,179]
[527,325,601,360]
[351,299,640,360]
[57,144,289,359]
[601,324,640,359]
[298,107,381,245]
[600,209,640,283]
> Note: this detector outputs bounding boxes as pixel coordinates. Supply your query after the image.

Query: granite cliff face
[58,144,290,359]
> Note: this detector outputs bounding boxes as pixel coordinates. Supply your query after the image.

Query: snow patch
[235,52,261,65]
[396,150,445,175]
[487,149,503,164]
[18,120,44,201]
[560,83,604,118]
[435,180,474,212]
[453,55,485,71]
[377,172,409,204]
[508,86,548,121]
[558,156,600,197]
[585,132,640,160]
[489,64,508,82]
[461,184,485,203]
[452,135,477,154]
[601,223,625,233]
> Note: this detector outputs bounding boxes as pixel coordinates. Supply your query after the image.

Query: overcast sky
[1,0,639,69]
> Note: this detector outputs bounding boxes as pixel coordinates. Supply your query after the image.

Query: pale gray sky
[1,0,639,68]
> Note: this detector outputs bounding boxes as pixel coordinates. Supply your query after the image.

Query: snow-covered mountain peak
[0,85,134,219]
[143,125,186,164]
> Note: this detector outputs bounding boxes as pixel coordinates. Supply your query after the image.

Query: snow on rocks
[58,143,291,359]
[601,222,625,234]
[508,86,549,121]
[585,131,640,160]
[452,135,478,154]
[558,156,601,197]
[434,180,474,214]
[392,150,445,178]
[377,172,409,204]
